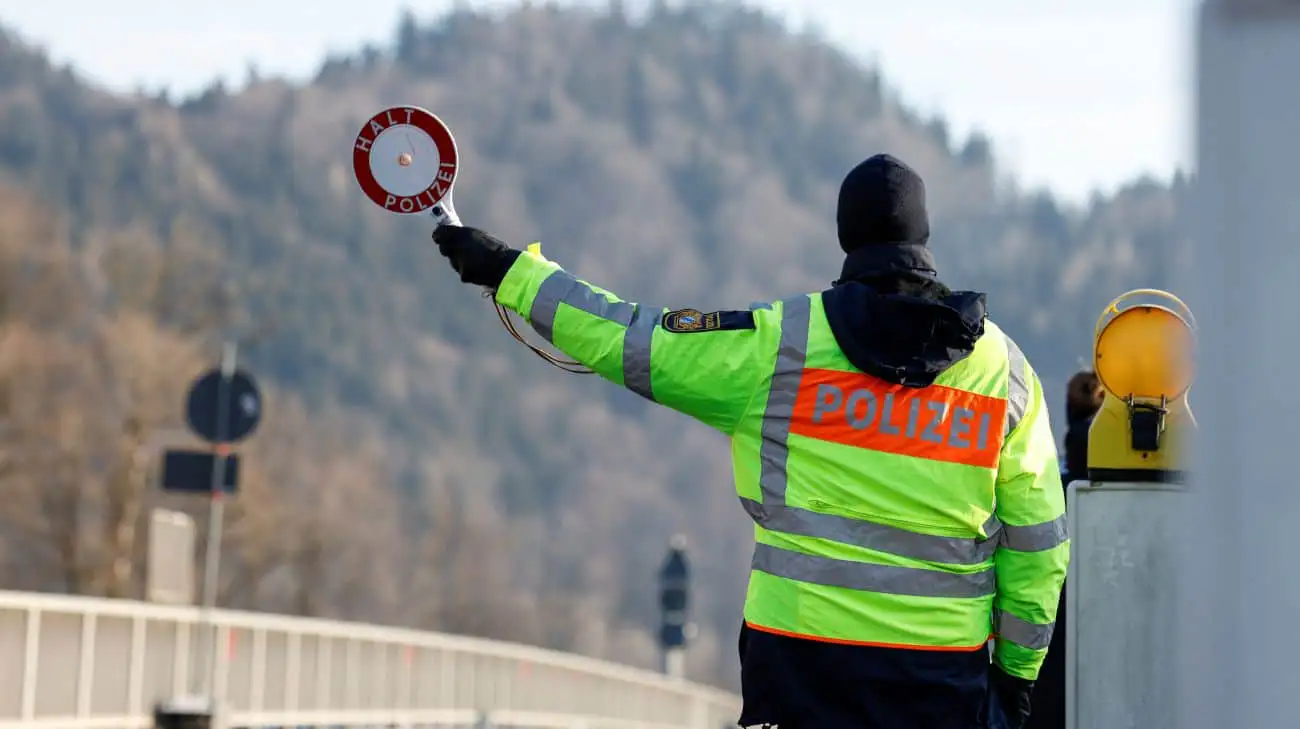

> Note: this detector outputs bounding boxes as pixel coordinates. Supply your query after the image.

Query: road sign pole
[196,340,236,701]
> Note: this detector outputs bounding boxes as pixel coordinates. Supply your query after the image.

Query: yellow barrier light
[1087,289,1196,483]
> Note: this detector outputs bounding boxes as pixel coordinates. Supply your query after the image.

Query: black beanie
[836,154,930,252]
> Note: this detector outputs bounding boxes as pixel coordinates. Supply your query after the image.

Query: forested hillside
[0,2,1189,688]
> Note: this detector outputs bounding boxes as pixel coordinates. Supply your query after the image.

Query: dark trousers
[737,623,1006,729]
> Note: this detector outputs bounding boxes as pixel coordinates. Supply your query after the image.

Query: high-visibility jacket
[495,251,1069,680]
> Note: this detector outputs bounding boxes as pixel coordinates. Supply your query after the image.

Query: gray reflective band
[529,270,635,344]
[757,294,813,508]
[529,270,662,399]
[622,303,661,401]
[994,610,1055,651]
[1000,514,1069,552]
[1003,332,1029,436]
[981,512,1004,546]
[752,543,997,599]
[741,498,1000,566]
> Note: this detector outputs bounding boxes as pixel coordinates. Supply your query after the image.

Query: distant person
[432,154,1068,729]
[1062,370,1104,485]
[1024,370,1104,729]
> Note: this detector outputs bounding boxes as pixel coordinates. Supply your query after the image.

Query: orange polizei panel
[789,368,1008,469]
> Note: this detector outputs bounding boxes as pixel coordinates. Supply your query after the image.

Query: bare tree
[0,188,277,599]
[214,395,409,623]
[405,449,542,643]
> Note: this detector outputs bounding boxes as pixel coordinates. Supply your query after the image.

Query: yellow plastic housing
[1087,289,1196,482]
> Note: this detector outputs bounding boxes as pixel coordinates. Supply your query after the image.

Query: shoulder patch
[661,308,756,333]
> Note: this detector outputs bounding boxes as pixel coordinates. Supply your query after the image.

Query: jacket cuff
[494,250,561,315]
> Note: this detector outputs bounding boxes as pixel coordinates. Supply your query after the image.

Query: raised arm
[493,249,779,435]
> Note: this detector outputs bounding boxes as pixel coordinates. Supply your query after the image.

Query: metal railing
[0,591,740,729]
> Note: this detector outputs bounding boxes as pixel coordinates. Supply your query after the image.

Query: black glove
[989,664,1034,729]
[432,225,522,289]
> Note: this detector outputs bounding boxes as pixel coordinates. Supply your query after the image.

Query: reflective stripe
[993,333,1064,551]
[1001,514,1069,552]
[530,270,661,398]
[980,512,1004,546]
[747,295,1002,568]
[623,300,772,402]
[1002,332,1029,436]
[622,303,661,400]
[529,271,635,343]
[740,498,1000,565]
[994,610,1055,651]
[753,542,997,599]
[757,295,812,507]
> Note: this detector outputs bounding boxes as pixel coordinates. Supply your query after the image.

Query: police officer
[433,154,1069,729]
[1062,370,1104,484]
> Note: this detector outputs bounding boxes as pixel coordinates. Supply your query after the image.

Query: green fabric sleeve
[992,361,1070,680]
[494,251,776,435]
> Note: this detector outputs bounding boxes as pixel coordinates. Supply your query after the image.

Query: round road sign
[352,106,460,219]
[185,368,263,444]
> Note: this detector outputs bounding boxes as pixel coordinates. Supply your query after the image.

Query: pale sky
[3,0,1196,203]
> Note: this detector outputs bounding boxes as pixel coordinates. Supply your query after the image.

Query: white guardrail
[0,591,740,729]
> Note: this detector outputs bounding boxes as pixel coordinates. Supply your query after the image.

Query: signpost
[156,340,263,728]
[185,368,261,443]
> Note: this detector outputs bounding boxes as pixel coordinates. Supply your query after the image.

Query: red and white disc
[352,106,459,215]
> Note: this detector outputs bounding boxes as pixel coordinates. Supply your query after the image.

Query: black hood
[822,281,987,388]
[827,153,986,386]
